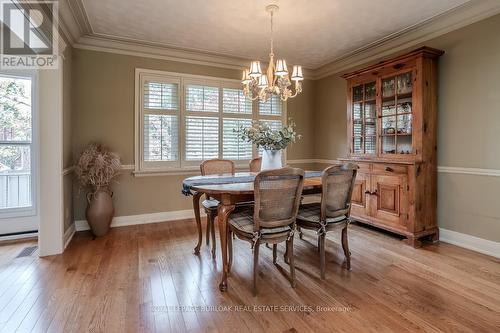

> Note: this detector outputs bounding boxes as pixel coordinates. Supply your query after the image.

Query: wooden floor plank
[0,219,498,333]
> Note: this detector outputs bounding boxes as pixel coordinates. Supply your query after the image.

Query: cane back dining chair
[249,157,262,172]
[296,163,358,279]
[227,167,305,296]
[200,159,235,258]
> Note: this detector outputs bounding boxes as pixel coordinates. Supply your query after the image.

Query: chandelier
[241,4,304,102]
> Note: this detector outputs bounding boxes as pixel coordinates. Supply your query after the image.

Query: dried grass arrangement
[75,143,121,191]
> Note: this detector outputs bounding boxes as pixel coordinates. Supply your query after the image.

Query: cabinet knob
[365,190,371,194]
[371,190,378,196]
[385,166,393,172]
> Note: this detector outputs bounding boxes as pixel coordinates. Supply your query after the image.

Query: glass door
[352,81,376,155]
[0,73,37,234]
[381,72,413,155]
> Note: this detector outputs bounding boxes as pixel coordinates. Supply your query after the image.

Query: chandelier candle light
[242,4,304,102]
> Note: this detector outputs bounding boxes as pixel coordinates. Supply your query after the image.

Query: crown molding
[312,0,500,79]
[73,35,249,71]
[58,0,80,44]
[66,0,93,35]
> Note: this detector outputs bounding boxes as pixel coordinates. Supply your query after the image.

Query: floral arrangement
[235,119,301,151]
[75,143,122,190]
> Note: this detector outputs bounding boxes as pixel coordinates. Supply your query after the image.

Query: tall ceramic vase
[261,149,283,170]
[86,187,114,236]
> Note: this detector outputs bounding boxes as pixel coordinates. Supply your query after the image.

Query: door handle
[385,166,394,172]
[365,190,371,194]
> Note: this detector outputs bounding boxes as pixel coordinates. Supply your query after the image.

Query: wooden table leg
[193,192,203,254]
[217,198,235,292]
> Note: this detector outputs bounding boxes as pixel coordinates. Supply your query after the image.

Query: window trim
[139,73,181,171]
[134,68,287,175]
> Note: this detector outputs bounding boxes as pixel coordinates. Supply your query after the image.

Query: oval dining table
[182,171,323,292]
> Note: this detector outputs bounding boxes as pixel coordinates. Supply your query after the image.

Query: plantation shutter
[221,87,253,160]
[184,83,220,161]
[222,118,252,160]
[186,85,219,112]
[223,88,252,114]
[259,95,282,116]
[144,81,178,110]
[185,116,219,160]
[142,79,180,165]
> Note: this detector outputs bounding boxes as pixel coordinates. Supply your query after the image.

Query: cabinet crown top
[341,46,444,79]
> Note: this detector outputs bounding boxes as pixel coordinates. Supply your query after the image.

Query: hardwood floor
[0,219,499,333]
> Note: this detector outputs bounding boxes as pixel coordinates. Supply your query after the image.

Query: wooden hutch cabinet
[340,47,444,247]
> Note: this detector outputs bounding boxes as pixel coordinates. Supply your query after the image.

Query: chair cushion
[229,209,291,235]
[297,203,347,224]
[202,199,219,210]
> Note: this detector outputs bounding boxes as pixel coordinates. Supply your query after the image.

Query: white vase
[261,149,283,170]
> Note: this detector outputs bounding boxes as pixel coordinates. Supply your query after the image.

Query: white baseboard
[0,231,38,243]
[439,228,500,259]
[64,223,75,249]
[74,209,202,231]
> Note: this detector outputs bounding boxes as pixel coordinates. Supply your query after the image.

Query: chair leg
[205,213,211,245]
[288,237,296,288]
[298,226,303,240]
[272,244,277,264]
[317,236,321,252]
[227,229,233,273]
[341,226,351,270]
[210,215,216,259]
[319,233,326,279]
[283,241,289,264]
[253,240,260,296]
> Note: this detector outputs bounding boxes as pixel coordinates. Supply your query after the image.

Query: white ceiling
[79,0,470,69]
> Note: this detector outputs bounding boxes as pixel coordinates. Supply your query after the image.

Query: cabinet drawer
[372,163,407,176]
[350,162,370,173]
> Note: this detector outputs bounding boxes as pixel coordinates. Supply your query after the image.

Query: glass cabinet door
[381,72,413,155]
[352,81,376,155]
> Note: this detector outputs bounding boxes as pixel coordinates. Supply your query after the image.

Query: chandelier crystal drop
[242,4,304,102]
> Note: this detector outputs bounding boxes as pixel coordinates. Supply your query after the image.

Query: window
[0,73,35,215]
[140,76,180,170]
[135,69,286,173]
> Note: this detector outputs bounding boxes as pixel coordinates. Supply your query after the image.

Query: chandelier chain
[270,9,274,56]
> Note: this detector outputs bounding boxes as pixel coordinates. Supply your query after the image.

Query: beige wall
[71,49,315,219]
[313,14,500,242]
[426,15,500,169]
[286,79,316,160]
[63,46,73,232]
[314,75,347,159]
